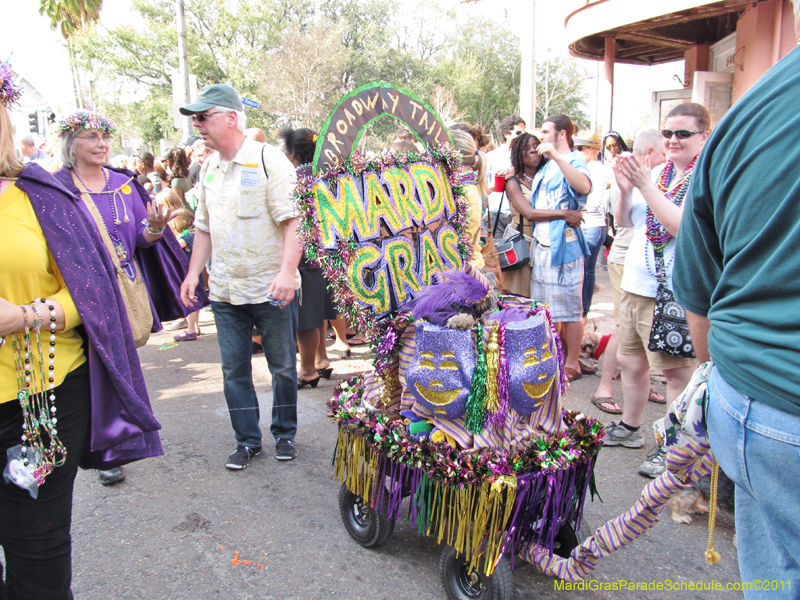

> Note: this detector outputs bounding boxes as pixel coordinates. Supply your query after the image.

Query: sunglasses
[193,110,220,122]
[661,128,704,139]
[77,133,112,143]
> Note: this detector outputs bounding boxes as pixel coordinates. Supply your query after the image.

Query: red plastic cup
[494,174,506,192]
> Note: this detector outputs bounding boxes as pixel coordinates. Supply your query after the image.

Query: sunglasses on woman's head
[661,128,704,139]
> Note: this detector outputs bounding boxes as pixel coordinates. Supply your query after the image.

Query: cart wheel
[440,545,513,600]
[553,522,581,558]
[338,483,395,548]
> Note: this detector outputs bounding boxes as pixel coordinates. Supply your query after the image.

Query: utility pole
[519,0,537,128]
[176,0,193,138]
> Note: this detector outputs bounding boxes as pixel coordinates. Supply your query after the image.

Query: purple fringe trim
[362,448,597,569]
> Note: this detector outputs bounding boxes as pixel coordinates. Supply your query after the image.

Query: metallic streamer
[465,324,488,433]
[485,325,500,415]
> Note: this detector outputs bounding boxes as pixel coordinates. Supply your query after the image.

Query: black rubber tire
[440,545,513,600]
[338,483,395,548]
[553,519,591,558]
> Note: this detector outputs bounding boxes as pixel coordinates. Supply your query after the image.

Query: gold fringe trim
[332,431,520,575]
[485,326,500,415]
[705,458,721,565]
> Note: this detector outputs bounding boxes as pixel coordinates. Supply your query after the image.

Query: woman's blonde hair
[171,208,194,233]
[0,104,24,177]
[449,127,488,196]
[156,189,194,234]
[156,188,184,213]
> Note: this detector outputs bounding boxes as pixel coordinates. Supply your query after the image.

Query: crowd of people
[3,5,800,588]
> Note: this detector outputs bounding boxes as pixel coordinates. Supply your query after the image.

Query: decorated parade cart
[294,83,605,599]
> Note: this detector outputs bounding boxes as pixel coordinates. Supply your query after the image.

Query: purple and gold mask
[505,314,558,414]
[406,322,475,419]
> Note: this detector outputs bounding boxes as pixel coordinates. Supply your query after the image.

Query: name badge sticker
[240,164,260,189]
[565,227,576,242]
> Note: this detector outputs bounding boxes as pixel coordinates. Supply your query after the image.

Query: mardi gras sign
[295,150,472,333]
[313,82,451,174]
[295,84,472,335]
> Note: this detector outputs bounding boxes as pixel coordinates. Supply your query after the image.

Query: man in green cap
[178,83,302,467]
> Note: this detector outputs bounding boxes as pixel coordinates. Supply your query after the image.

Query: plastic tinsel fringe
[333,427,597,576]
[486,323,509,429]
[465,323,488,433]
[484,326,500,416]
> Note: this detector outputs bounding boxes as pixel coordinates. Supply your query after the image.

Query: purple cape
[52,165,208,329]
[16,163,163,469]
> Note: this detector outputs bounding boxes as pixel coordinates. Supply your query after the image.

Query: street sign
[241,97,260,109]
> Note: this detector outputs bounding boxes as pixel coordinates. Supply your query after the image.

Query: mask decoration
[505,314,559,415]
[406,322,475,420]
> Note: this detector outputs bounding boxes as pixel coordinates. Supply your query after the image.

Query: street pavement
[61,266,743,600]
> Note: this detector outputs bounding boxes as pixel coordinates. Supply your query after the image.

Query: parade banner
[313,82,451,174]
[295,149,473,334]
[294,83,473,335]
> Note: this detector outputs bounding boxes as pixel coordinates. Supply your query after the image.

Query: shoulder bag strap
[71,171,124,273]
[492,190,505,237]
[652,244,668,284]
[260,144,270,181]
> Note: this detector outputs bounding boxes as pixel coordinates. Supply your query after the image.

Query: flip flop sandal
[591,395,622,414]
[565,367,583,383]
[348,335,368,346]
[648,389,667,404]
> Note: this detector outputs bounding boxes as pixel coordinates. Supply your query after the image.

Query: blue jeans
[581,225,606,317]
[211,297,298,448]
[707,366,800,598]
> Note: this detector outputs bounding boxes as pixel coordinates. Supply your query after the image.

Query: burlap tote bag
[72,173,153,347]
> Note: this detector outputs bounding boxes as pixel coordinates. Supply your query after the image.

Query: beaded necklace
[72,167,130,263]
[645,156,697,251]
[11,301,65,487]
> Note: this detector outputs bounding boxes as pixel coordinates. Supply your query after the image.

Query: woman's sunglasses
[661,128,704,139]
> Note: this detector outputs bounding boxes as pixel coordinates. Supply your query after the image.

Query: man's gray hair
[216,106,246,132]
[192,138,206,153]
[19,134,36,147]
[633,129,663,156]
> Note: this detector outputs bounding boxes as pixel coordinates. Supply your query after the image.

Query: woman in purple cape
[52,110,207,484]
[0,64,162,600]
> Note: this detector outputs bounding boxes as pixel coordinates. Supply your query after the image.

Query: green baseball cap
[179,83,243,115]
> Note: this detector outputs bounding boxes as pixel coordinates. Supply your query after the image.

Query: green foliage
[64,0,590,147]
[536,56,591,130]
[40,0,103,39]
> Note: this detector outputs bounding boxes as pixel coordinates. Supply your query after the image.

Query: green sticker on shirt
[205,173,214,183]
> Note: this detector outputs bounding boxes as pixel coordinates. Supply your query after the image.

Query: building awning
[565,0,754,65]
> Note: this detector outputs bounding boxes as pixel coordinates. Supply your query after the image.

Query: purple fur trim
[411,268,490,319]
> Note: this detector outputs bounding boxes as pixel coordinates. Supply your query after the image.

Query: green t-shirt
[674,46,800,416]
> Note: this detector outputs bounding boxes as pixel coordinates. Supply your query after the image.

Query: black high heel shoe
[317,367,333,379]
[297,375,320,389]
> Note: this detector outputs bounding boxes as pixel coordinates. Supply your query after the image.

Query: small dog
[669,469,735,525]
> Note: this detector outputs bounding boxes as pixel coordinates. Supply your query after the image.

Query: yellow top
[0,184,85,403]
[464,183,485,270]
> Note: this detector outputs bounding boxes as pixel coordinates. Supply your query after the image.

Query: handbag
[72,174,154,347]
[493,190,531,271]
[647,246,695,358]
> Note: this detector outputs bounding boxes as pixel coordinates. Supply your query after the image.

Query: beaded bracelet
[142,218,164,236]
[29,303,43,329]
[20,305,29,330]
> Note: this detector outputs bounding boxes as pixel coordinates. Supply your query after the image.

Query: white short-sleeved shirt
[621,164,675,297]
[195,137,301,304]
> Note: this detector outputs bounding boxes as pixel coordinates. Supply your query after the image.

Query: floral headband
[0,61,22,108]
[57,111,116,137]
